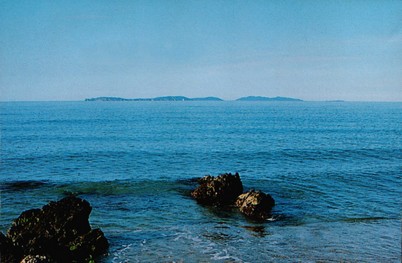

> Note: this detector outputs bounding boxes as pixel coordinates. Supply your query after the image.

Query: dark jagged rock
[1,231,21,263]
[20,255,51,263]
[67,229,109,262]
[191,173,277,221]
[191,173,243,206]
[4,196,108,262]
[235,190,275,220]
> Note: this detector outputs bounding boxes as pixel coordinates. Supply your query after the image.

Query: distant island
[236,96,303,101]
[85,96,223,102]
[85,96,303,102]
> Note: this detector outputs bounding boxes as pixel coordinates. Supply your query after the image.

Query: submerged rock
[191,173,243,206]
[3,196,108,262]
[236,190,275,220]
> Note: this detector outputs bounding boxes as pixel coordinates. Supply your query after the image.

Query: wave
[0,179,195,197]
[1,180,50,191]
[341,217,396,223]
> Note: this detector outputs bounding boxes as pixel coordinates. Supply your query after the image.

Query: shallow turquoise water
[1,101,401,262]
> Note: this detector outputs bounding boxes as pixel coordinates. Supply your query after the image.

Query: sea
[0,101,400,262]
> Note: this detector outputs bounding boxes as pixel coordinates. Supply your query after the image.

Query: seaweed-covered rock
[5,196,108,262]
[191,173,243,206]
[236,190,275,220]
[68,229,109,262]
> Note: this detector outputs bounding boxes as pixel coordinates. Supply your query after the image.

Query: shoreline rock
[1,196,108,263]
[1,232,21,262]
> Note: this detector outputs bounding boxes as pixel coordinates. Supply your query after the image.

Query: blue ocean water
[0,101,401,262]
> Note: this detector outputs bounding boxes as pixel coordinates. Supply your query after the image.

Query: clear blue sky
[1,0,401,101]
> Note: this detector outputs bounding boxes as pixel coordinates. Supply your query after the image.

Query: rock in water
[4,196,108,262]
[191,173,243,206]
[67,229,109,262]
[236,190,275,220]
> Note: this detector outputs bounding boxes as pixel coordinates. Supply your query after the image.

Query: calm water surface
[1,101,401,262]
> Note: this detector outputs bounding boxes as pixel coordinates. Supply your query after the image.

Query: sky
[0,0,401,101]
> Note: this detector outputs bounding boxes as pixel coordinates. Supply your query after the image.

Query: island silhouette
[85,96,303,102]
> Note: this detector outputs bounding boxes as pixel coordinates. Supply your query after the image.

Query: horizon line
[1,99,402,103]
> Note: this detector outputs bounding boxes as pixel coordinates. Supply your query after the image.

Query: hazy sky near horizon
[1,1,401,101]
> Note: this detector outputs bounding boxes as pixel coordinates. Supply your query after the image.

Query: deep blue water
[0,101,401,262]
